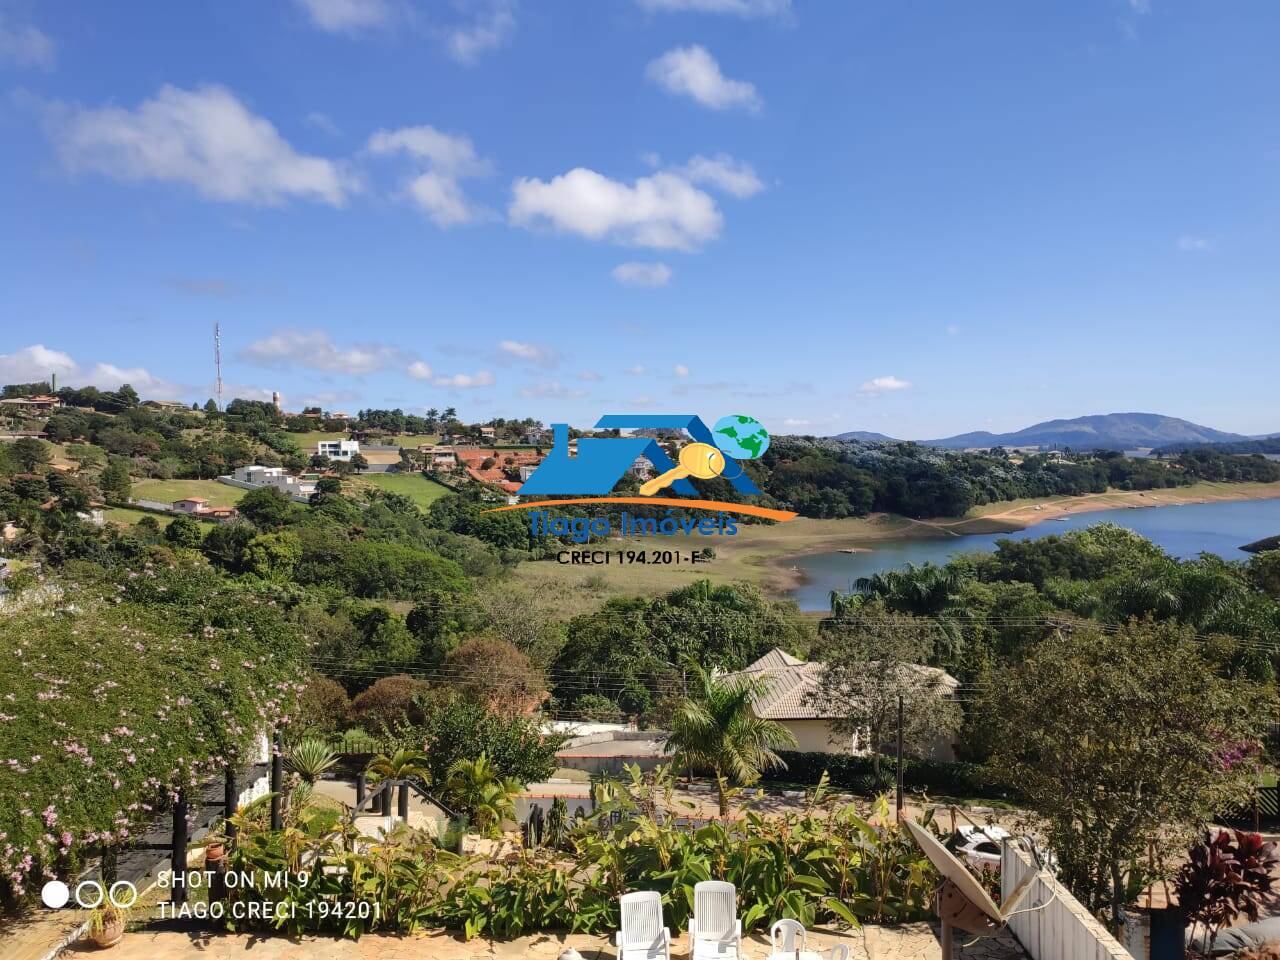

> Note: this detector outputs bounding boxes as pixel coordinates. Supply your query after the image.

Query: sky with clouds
[2,0,1279,438]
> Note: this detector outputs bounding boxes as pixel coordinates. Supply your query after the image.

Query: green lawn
[131,478,246,508]
[285,431,440,450]
[356,472,452,508]
[105,507,174,528]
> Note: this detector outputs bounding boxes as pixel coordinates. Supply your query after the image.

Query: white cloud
[498,340,558,366]
[678,154,764,198]
[433,370,495,388]
[1127,0,1151,13]
[0,13,55,69]
[407,361,434,379]
[293,0,390,32]
[1177,234,1214,252]
[629,395,656,408]
[510,168,721,251]
[48,84,356,206]
[674,364,690,377]
[444,0,517,64]
[636,0,789,16]
[366,125,488,175]
[782,418,810,427]
[520,380,586,399]
[645,45,761,112]
[859,375,911,396]
[0,344,182,399]
[945,324,961,335]
[612,262,672,287]
[367,124,489,226]
[239,329,407,374]
[577,370,603,381]
[628,364,647,375]
[304,111,341,136]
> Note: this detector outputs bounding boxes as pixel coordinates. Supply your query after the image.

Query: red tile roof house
[454,448,543,494]
[171,497,210,514]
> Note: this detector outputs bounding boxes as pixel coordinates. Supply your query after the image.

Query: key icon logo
[639,441,727,496]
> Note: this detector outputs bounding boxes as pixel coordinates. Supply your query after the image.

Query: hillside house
[232,464,316,497]
[479,426,497,440]
[0,395,61,412]
[417,444,458,471]
[316,439,360,462]
[172,497,209,514]
[723,649,959,760]
[455,447,543,493]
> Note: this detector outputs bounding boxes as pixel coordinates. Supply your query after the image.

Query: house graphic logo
[490,414,797,523]
[518,415,763,496]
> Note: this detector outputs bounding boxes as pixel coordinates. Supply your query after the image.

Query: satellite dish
[902,818,1037,957]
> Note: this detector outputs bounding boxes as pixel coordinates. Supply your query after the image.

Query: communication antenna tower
[214,321,223,412]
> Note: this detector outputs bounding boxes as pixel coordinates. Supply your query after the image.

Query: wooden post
[355,771,366,808]
[171,791,189,905]
[224,766,238,846]
[895,695,905,815]
[270,730,283,831]
[398,782,409,821]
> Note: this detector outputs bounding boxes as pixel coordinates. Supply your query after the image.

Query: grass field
[131,478,246,508]
[355,472,452,508]
[105,507,174,528]
[285,431,440,449]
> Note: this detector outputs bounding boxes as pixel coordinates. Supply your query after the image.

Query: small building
[316,439,360,462]
[232,464,316,497]
[0,395,61,412]
[142,399,191,413]
[172,497,209,514]
[479,426,497,440]
[418,444,458,471]
[723,649,958,760]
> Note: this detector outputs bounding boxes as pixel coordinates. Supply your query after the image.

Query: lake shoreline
[763,481,1280,600]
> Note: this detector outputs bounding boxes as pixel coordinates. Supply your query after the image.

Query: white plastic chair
[616,891,671,960]
[829,946,850,960]
[769,918,807,957]
[689,880,742,958]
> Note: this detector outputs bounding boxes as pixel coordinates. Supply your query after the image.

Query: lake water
[788,497,1280,611]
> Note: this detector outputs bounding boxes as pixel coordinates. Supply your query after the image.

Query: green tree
[244,531,301,582]
[163,513,204,548]
[365,749,431,788]
[284,738,338,784]
[12,437,50,473]
[98,459,132,502]
[811,604,962,777]
[406,695,562,787]
[1248,550,1280,600]
[350,452,369,474]
[979,619,1274,919]
[666,660,797,816]
[442,753,521,837]
[237,486,296,530]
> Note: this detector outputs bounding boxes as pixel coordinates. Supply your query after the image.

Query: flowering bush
[0,562,307,906]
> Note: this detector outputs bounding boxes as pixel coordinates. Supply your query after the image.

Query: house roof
[725,649,958,721]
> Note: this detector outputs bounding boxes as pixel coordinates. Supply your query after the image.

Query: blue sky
[2,0,1279,439]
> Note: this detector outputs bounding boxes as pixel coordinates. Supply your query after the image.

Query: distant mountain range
[832,412,1262,451]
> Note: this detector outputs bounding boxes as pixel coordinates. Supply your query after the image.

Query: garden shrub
[759,750,1010,801]
[350,675,431,730]
[0,565,306,906]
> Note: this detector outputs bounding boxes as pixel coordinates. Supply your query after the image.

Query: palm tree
[284,738,338,785]
[665,661,797,817]
[442,753,521,837]
[364,748,430,786]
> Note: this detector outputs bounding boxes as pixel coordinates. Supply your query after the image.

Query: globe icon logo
[712,415,770,460]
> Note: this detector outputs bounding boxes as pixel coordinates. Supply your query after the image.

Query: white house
[316,439,360,462]
[723,649,958,760]
[233,464,316,497]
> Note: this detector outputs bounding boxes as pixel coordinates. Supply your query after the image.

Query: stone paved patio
[62,923,1027,959]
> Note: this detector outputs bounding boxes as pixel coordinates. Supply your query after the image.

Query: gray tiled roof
[725,649,958,720]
